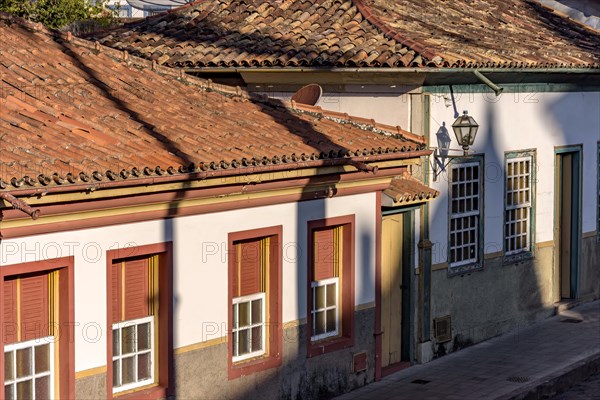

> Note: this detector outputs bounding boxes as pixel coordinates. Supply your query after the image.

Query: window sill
[447,262,482,277]
[229,353,281,380]
[503,252,534,266]
[113,384,166,400]
[308,335,353,358]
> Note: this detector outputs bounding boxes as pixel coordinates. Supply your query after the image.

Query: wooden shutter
[20,273,49,341]
[314,228,336,281]
[112,262,123,323]
[123,258,149,321]
[3,279,18,344]
[238,239,261,297]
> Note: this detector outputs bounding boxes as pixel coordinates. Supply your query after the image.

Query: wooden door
[556,150,581,300]
[559,153,572,299]
[381,214,403,368]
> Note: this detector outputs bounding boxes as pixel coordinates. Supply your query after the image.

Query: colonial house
[92,0,600,372]
[105,0,182,18]
[0,14,438,399]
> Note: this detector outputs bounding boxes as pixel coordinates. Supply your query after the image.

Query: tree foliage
[0,0,114,29]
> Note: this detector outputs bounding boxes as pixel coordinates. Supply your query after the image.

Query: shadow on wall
[428,93,560,359]
[33,23,377,400]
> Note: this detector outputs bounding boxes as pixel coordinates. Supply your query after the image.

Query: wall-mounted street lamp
[432,110,479,181]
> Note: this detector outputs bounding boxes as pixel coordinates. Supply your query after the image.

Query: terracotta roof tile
[0,15,426,191]
[384,176,439,204]
[90,0,600,69]
[90,0,430,68]
[361,0,600,68]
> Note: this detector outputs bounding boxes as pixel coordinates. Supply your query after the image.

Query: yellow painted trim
[75,366,107,380]
[174,336,227,355]
[355,302,375,311]
[582,231,597,239]
[283,319,307,329]
[20,161,413,206]
[174,303,376,356]
[432,262,448,271]
[536,240,555,249]
[484,251,504,260]
[3,177,394,230]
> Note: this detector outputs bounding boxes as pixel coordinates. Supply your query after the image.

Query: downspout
[0,192,40,220]
[472,70,504,96]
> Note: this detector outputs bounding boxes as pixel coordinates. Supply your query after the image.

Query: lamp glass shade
[436,127,452,153]
[452,111,479,148]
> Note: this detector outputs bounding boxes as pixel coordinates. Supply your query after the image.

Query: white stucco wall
[427,90,600,265]
[0,192,377,372]
[255,85,412,128]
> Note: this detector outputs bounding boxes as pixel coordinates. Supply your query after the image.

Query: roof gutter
[473,70,504,96]
[2,150,431,198]
[0,192,40,220]
[183,67,600,74]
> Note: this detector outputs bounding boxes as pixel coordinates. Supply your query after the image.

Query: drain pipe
[0,192,40,220]
[473,70,504,96]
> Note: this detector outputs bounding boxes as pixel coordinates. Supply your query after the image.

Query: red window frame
[307,215,355,357]
[106,242,173,400]
[0,256,75,399]
[228,226,282,380]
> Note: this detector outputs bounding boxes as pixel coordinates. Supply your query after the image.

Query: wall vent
[353,351,367,373]
[433,316,452,343]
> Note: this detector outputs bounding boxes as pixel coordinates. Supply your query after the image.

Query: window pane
[16,348,32,378]
[5,352,13,381]
[35,375,50,399]
[232,304,238,329]
[113,360,121,388]
[326,309,336,333]
[251,326,262,352]
[122,356,136,385]
[315,284,325,309]
[16,381,32,400]
[137,323,151,352]
[239,301,250,327]
[238,329,249,355]
[232,332,239,357]
[326,283,336,307]
[251,299,262,324]
[315,311,325,335]
[4,385,13,400]
[35,344,50,374]
[121,325,136,355]
[113,329,120,356]
[137,353,151,381]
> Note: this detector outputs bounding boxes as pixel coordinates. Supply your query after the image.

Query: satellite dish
[291,84,322,106]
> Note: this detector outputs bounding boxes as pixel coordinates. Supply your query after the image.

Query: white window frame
[4,336,54,400]
[448,160,482,272]
[112,316,155,394]
[232,292,266,363]
[504,154,534,259]
[310,277,339,342]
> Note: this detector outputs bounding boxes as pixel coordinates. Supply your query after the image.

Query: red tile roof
[361,0,600,68]
[384,176,439,204]
[90,0,600,69]
[91,0,435,68]
[0,15,426,192]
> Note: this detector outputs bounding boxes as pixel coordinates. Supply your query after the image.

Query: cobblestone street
[552,372,600,400]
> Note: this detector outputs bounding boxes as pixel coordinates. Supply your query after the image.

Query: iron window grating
[433,316,452,343]
[449,161,481,268]
[505,155,533,256]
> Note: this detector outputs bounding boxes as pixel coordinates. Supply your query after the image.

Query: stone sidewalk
[336,301,600,400]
